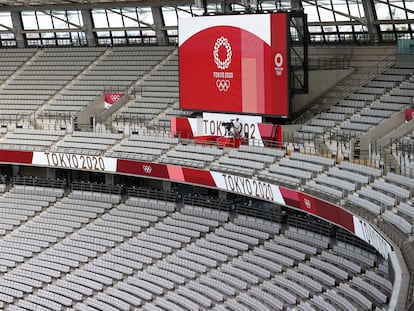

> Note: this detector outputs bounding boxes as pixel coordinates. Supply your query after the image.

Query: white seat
[115,282,150,302]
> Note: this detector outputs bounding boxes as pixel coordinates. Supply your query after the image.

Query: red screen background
[179,13,290,118]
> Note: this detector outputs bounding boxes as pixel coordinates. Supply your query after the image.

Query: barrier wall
[2,148,394,259]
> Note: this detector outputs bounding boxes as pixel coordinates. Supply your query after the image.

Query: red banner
[116,159,169,180]
[279,187,355,232]
[0,150,33,164]
[170,116,194,139]
[104,93,124,108]
[257,123,283,147]
[405,109,414,121]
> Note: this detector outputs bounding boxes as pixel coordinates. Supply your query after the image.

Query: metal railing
[71,181,122,195]
[128,186,178,203]
[292,50,396,125]
[12,175,66,189]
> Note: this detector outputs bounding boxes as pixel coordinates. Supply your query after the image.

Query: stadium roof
[0,0,411,47]
[0,1,142,7]
[0,0,179,9]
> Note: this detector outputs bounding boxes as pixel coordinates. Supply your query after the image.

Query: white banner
[211,171,285,205]
[188,117,203,137]
[179,14,271,46]
[32,151,117,173]
[353,216,393,259]
[202,112,263,142]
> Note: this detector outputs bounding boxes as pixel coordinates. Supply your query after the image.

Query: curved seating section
[0,120,411,244]
[0,49,37,83]
[0,45,409,151]
[0,182,393,310]
[0,48,39,118]
[0,44,410,309]
[52,131,123,156]
[256,150,414,236]
[117,51,179,125]
[1,47,104,119]
[158,143,224,169]
[0,128,66,152]
[41,46,175,116]
[213,147,280,176]
[296,63,414,145]
[106,130,178,161]
[1,122,411,244]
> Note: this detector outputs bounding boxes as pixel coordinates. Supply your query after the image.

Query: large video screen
[179,13,291,118]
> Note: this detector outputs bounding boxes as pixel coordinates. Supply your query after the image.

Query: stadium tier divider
[0,174,7,192]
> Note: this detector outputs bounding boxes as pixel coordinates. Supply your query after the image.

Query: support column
[218,191,227,200]
[151,5,168,46]
[81,9,96,46]
[194,0,208,15]
[290,0,306,40]
[46,168,56,179]
[221,0,233,13]
[291,0,304,23]
[105,173,114,185]
[11,11,25,48]
[362,0,380,43]
[162,181,171,192]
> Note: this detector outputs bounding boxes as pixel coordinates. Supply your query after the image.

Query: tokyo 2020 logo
[213,37,232,70]
[213,37,233,92]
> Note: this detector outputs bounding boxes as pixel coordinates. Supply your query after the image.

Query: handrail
[71,180,122,195]
[12,175,66,189]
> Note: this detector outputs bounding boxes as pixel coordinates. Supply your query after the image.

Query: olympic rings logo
[216,79,230,91]
[142,165,152,174]
[110,94,122,102]
[213,37,232,70]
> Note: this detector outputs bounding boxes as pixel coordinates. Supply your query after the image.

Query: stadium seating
[116,51,179,126]
[0,128,66,151]
[0,178,394,310]
[1,47,106,120]
[41,46,174,116]
[53,131,123,156]
[0,44,411,310]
